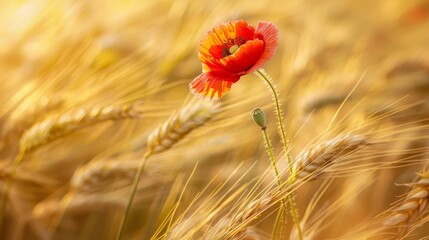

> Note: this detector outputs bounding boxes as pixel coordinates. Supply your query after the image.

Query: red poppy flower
[190,20,279,99]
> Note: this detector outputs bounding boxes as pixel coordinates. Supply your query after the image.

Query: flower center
[229,45,239,55]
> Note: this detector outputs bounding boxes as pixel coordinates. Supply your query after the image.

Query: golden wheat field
[1,0,429,239]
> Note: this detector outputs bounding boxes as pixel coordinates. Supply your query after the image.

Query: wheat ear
[384,172,429,237]
[203,195,274,240]
[71,160,139,193]
[146,102,219,154]
[20,104,143,153]
[169,196,273,240]
[33,193,126,220]
[293,134,368,180]
[71,159,172,194]
[4,97,63,136]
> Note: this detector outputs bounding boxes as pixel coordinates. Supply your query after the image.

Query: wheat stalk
[146,102,219,154]
[292,134,368,180]
[19,104,143,153]
[384,172,429,237]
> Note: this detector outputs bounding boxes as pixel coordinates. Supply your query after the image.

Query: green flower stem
[117,150,152,240]
[263,129,283,187]
[255,69,293,175]
[255,69,303,240]
[262,129,287,239]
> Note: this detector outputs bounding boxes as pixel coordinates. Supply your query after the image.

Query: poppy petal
[234,20,255,43]
[245,21,279,73]
[199,20,254,58]
[189,73,238,99]
[220,39,264,73]
[200,56,236,77]
[208,45,228,59]
[199,21,240,61]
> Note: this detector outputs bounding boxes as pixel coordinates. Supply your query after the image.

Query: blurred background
[1,0,429,239]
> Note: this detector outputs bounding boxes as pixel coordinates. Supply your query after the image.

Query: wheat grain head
[292,134,369,180]
[146,101,219,154]
[19,104,143,153]
[385,172,429,237]
[202,195,274,240]
[3,97,64,137]
[71,160,139,193]
[33,192,126,220]
[70,158,174,194]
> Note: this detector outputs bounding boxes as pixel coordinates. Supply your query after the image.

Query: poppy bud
[251,107,266,130]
